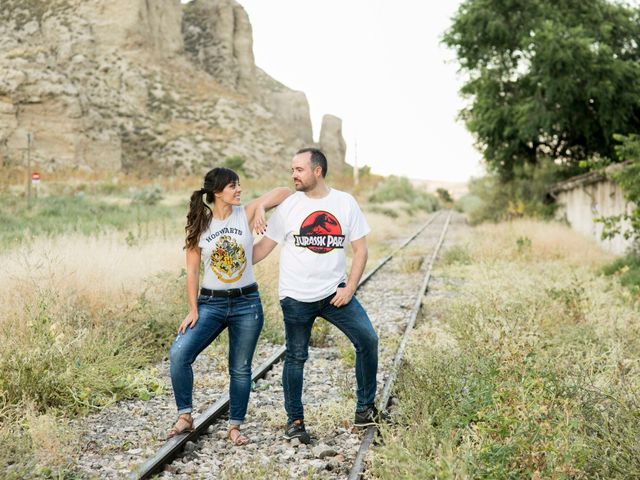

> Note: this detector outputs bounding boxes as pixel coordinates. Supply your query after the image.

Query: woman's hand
[178,310,198,334]
[252,204,267,234]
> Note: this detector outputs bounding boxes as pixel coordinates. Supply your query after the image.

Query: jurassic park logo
[294,211,345,254]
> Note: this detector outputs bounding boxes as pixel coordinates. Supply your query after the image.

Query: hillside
[0,0,347,177]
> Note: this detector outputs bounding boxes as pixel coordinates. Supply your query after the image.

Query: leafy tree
[436,188,453,204]
[444,0,640,180]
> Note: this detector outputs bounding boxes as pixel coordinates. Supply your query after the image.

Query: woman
[168,167,290,445]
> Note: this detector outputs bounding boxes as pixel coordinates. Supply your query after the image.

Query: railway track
[124,210,452,479]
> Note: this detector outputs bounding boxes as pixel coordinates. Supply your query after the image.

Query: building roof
[548,162,629,195]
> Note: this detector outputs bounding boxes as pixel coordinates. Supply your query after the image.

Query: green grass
[0,193,183,251]
[602,252,640,294]
[0,271,183,416]
[370,224,640,480]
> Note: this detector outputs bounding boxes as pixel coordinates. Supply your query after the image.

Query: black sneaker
[354,405,388,427]
[283,420,311,444]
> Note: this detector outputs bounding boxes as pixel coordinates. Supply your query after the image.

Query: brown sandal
[167,414,193,439]
[228,426,250,446]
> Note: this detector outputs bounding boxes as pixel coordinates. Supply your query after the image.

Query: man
[253,147,380,444]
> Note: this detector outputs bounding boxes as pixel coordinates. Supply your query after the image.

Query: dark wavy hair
[296,147,328,178]
[184,167,240,250]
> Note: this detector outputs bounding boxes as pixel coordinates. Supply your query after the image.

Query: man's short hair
[296,147,328,178]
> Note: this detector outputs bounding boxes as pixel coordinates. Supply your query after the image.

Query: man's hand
[178,310,198,334]
[330,284,355,308]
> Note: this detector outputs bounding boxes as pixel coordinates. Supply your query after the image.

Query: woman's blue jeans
[169,290,264,425]
[280,292,379,424]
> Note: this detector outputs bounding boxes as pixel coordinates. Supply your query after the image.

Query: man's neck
[304,182,331,199]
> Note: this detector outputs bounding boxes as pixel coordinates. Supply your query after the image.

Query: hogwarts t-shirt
[198,205,256,289]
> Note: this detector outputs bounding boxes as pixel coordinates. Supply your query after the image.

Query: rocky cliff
[0,0,346,177]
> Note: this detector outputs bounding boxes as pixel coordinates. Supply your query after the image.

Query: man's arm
[253,237,278,265]
[244,187,292,234]
[330,236,368,308]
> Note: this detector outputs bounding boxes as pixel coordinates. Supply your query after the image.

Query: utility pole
[26,132,32,208]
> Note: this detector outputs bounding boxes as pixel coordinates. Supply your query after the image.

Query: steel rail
[131,211,443,479]
[358,210,441,288]
[347,210,452,480]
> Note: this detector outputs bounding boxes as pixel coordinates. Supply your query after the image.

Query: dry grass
[0,231,185,310]
[371,219,640,479]
[0,172,436,476]
[472,219,614,267]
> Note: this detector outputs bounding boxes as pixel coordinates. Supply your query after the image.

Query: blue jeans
[169,290,264,425]
[280,291,378,423]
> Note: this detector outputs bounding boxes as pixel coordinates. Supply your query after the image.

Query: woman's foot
[167,413,193,439]
[228,426,250,446]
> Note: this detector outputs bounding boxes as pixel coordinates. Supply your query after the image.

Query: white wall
[554,179,634,255]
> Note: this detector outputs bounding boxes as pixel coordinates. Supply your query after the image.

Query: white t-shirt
[265,189,370,301]
[198,205,256,289]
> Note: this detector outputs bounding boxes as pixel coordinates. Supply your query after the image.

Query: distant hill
[0,0,347,176]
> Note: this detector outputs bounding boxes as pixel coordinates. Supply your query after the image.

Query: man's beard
[294,179,315,192]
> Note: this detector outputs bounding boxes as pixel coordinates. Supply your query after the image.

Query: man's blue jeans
[169,290,263,425]
[280,291,378,423]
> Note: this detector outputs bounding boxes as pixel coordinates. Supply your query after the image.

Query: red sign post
[31,171,40,198]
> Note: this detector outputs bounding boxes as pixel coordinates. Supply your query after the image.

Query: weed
[336,336,356,369]
[370,220,640,479]
[602,252,640,295]
[398,256,424,274]
[516,235,532,254]
[441,244,472,265]
[310,319,333,347]
[546,276,588,323]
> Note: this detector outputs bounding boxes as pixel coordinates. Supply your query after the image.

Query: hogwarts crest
[210,235,247,283]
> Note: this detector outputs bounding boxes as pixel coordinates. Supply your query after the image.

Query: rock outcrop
[183,0,256,96]
[0,0,347,176]
[319,114,347,174]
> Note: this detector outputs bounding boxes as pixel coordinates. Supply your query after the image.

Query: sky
[184,1,485,182]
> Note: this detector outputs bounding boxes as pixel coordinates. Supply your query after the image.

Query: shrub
[465,161,561,224]
[130,184,164,206]
[369,176,439,212]
[222,156,247,176]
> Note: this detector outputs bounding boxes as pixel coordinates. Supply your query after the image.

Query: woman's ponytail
[184,188,212,250]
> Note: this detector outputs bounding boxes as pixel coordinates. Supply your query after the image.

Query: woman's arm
[245,187,292,234]
[178,247,201,334]
[253,237,278,265]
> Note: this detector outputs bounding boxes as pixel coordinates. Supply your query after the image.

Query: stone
[312,444,338,459]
